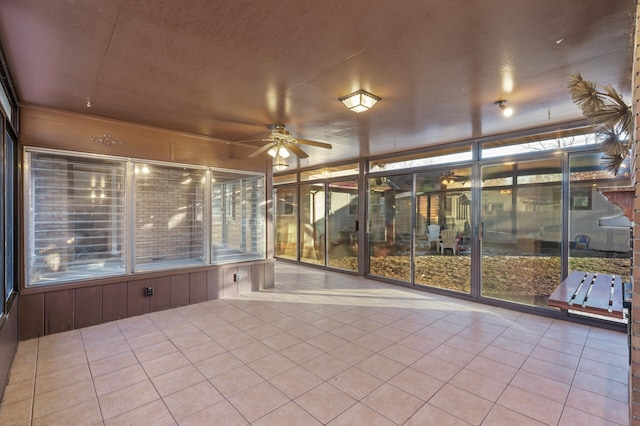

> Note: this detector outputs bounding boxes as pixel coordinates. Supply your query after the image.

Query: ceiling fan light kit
[236,123,332,169]
[267,145,290,159]
[441,171,456,185]
[272,149,289,171]
[339,89,381,113]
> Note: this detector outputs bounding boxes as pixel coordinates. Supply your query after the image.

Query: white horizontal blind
[26,150,266,285]
[0,82,11,122]
[134,163,206,270]
[211,173,265,263]
[243,176,266,258]
[28,153,126,285]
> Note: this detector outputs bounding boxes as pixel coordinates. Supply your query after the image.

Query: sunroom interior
[0,0,637,424]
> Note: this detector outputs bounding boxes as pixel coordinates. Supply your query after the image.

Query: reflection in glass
[328,180,358,272]
[300,183,325,265]
[568,152,630,281]
[274,186,298,260]
[368,175,411,282]
[481,159,562,306]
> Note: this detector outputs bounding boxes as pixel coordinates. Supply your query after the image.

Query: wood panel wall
[18,260,274,340]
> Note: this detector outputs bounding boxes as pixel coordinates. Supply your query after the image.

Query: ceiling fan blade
[248,142,275,158]
[231,138,271,145]
[295,138,332,149]
[286,143,309,159]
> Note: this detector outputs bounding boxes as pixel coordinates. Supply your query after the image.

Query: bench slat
[586,274,615,312]
[569,272,595,307]
[610,275,623,314]
[548,271,591,309]
[548,271,624,319]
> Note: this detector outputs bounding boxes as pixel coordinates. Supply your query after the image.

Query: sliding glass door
[480,159,562,306]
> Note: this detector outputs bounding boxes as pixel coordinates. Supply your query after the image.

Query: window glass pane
[274,186,298,259]
[242,177,266,259]
[211,172,266,263]
[0,134,3,310]
[327,180,358,272]
[569,152,630,283]
[0,83,11,122]
[481,128,597,159]
[5,132,14,301]
[28,152,127,285]
[415,168,472,293]
[300,163,359,181]
[273,173,296,185]
[134,163,205,270]
[369,145,471,172]
[368,174,412,282]
[300,183,325,265]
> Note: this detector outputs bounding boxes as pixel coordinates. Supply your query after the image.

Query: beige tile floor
[0,262,630,425]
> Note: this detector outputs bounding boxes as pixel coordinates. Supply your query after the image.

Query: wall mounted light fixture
[339,89,381,113]
[495,99,513,117]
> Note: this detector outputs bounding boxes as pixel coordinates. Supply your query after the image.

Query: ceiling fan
[236,124,332,160]
[440,171,467,185]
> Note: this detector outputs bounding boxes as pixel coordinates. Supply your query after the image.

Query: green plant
[567,73,632,174]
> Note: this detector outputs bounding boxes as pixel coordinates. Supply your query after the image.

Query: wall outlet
[234,273,240,282]
[144,287,154,297]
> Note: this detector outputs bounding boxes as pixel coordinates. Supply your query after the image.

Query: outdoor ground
[329,251,630,307]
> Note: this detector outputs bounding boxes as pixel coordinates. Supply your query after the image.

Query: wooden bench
[548,271,624,319]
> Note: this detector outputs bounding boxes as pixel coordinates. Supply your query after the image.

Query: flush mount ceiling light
[495,99,513,117]
[339,89,381,113]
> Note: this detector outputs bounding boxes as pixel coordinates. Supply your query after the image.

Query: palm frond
[601,153,626,175]
[568,73,631,172]
[596,125,628,156]
[588,84,632,132]
[567,73,606,117]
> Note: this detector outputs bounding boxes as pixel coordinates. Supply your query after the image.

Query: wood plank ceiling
[0,0,634,169]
